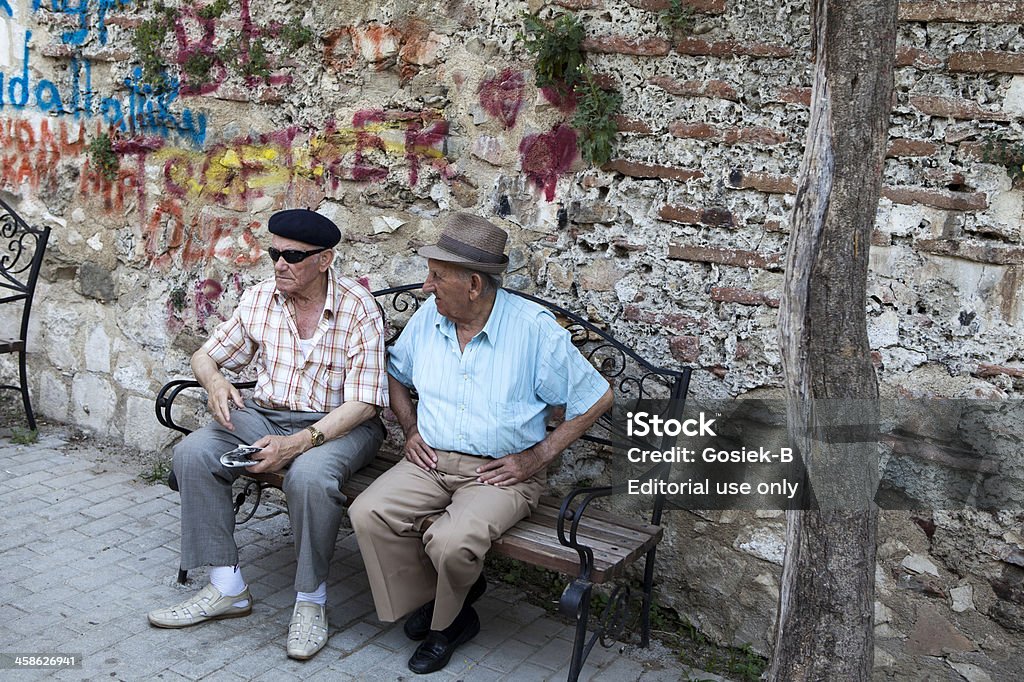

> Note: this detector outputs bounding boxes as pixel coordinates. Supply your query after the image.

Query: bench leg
[177,567,189,584]
[560,579,592,682]
[18,349,35,432]
[640,544,658,648]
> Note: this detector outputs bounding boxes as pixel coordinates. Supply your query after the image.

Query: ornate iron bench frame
[0,197,50,431]
[156,283,691,681]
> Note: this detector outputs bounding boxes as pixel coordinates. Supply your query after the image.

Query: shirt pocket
[313,365,347,401]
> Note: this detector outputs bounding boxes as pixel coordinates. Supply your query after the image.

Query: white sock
[296,581,327,606]
[210,565,249,608]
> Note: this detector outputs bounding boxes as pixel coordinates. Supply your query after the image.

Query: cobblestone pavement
[0,432,697,681]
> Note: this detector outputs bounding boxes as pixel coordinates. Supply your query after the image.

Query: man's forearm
[532,388,614,464]
[388,374,418,436]
[311,400,377,444]
[191,350,228,392]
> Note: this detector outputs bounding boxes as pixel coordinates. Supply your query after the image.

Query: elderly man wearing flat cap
[148,208,388,661]
[349,212,613,674]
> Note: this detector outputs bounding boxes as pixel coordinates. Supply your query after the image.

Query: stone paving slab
[0,434,689,681]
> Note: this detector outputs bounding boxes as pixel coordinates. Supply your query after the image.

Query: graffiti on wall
[519,124,578,202]
[161,0,297,97]
[0,116,86,194]
[143,201,264,270]
[1,2,209,146]
[0,108,450,270]
[34,0,132,47]
[478,69,525,129]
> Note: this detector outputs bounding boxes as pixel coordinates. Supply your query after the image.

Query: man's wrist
[306,425,326,448]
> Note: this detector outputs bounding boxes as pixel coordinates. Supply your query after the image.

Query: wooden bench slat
[512,517,657,563]
[513,516,660,566]
[530,503,662,545]
[500,523,640,573]
[493,521,659,584]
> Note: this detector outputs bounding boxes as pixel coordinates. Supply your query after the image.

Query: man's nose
[422,277,435,293]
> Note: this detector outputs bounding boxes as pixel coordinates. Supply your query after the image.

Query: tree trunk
[770,1,896,680]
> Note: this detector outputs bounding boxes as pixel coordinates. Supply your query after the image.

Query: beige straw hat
[417,213,510,274]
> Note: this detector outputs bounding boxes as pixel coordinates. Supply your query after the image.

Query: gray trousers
[173,400,385,592]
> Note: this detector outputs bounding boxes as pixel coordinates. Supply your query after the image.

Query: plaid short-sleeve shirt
[201,269,388,412]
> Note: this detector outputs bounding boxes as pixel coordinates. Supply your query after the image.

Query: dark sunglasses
[268,247,328,264]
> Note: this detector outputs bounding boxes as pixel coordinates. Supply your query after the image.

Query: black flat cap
[268,209,341,247]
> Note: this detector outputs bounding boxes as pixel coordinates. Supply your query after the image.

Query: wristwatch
[306,425,325,447]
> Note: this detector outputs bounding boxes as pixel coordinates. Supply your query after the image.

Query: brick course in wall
[667,244,785,270]
[899,1,1024,23]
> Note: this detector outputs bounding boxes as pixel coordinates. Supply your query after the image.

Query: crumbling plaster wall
[2,0,1023,678]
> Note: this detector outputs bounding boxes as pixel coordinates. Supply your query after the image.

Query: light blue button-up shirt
[388,289,610,457]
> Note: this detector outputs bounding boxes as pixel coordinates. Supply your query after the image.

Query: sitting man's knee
[424,525,485,569]
[172,436,211,473]
[283,463,340,499]
[347,495,373,531]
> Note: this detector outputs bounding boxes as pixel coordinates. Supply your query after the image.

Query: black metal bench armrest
[557,484,616,581]
[154,378,257,436]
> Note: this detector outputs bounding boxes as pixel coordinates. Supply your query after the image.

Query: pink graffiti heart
[478,69,526,129]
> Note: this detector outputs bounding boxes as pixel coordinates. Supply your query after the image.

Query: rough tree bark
[770,1,897,680]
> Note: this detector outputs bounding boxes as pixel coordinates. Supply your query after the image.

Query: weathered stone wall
[2,0,1023,678]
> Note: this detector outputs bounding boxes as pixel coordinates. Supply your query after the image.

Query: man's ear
[468,271,485,299]
[319,250,335,272]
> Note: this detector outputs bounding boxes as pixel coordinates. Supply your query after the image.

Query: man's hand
[476,447,547,486]
[207,379,245,431]
[247,433,305,474]
[403,425,438,471]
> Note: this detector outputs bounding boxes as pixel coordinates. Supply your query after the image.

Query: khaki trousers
[349,450,544,630]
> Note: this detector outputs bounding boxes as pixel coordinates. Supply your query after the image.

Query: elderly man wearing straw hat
[349,212,613,674]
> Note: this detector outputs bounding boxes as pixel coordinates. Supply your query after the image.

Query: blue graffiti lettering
[123,69,207,146]
[5,31,31,108]
[100,97,123,130]
[35,81,64,113]
[70,57,93,118]
[41,0,134,47]
[1,30,207,148]
[2,0,12,17]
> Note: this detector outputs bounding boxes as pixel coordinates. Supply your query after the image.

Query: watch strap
[306,425,325,447]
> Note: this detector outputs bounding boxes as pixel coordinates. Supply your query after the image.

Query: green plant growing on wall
[216,36,240,65]
[181,51,216,88]
[982,134,1024,182]
[133,2,178,89]
[572,67,622,166]
[659,0,696,36]
[520,13,622,166]
[520,12,586,94]
[243,38,272,79]
[87,133,120,181]
[280,18,314,50]
[197,0,230,20]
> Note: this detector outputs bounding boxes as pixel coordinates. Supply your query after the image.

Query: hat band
[437,234,506,264]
